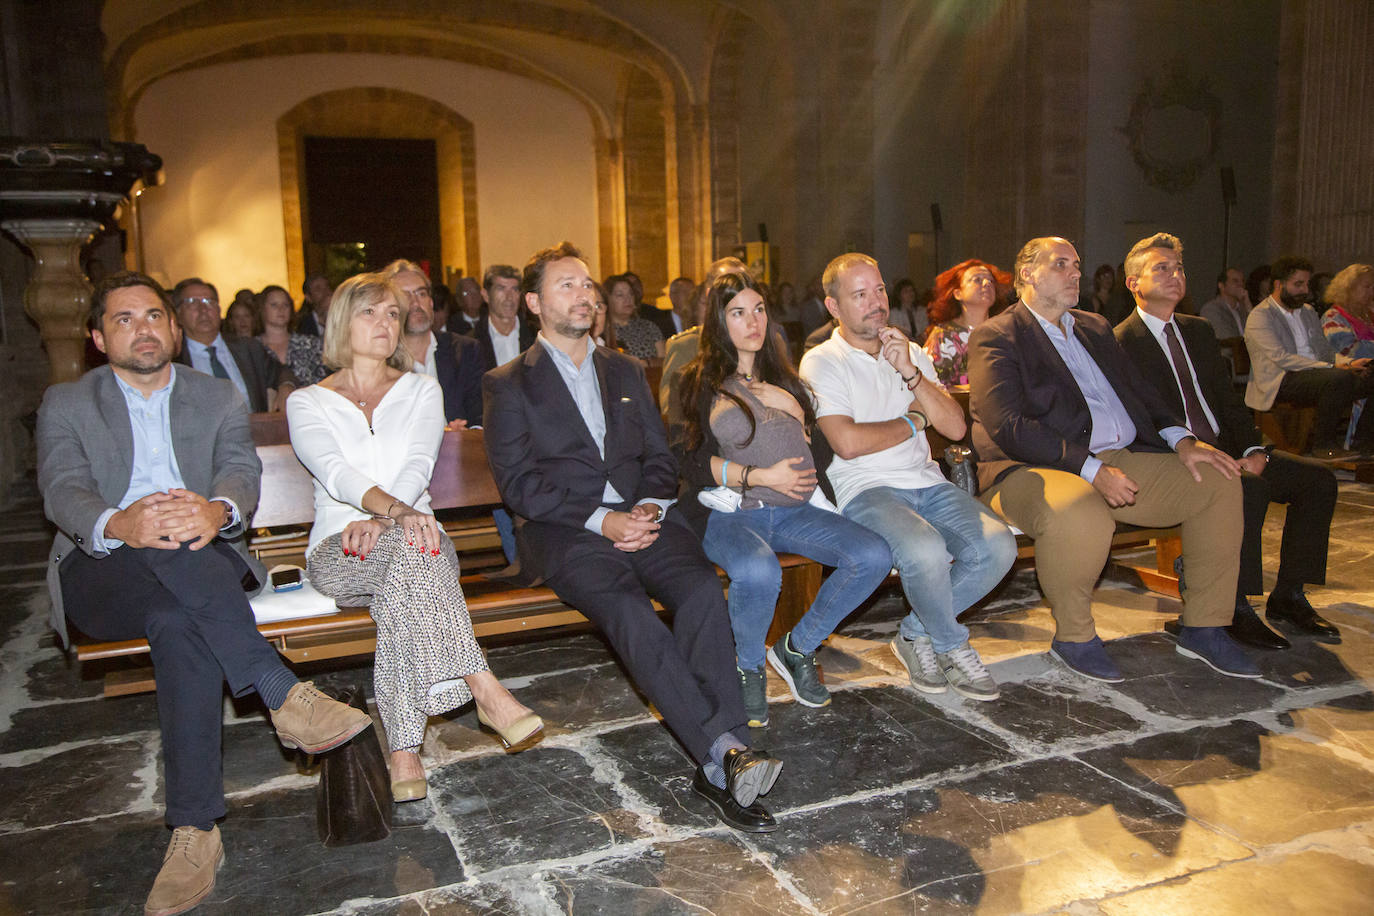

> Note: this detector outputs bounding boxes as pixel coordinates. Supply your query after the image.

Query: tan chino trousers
[983,448,1243,642]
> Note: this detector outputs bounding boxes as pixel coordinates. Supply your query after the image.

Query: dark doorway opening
[302,136,441,285]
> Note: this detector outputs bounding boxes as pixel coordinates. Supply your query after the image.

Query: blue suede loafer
[1049,636,1124,683]
[1176,626,1261,678]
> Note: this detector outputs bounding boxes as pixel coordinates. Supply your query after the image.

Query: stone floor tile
[0,690,161,754]
[962,680,1145,746]
[589,721,722,832]
[753,686,1015,810]
[0,739,150,831]
[539,834,812,914]
[1098,849,1374,915]
[1077,718,1374,847]
[425,745,632,873]
[752,757,1251,915]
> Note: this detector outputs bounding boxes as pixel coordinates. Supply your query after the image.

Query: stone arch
[276,87,479,297]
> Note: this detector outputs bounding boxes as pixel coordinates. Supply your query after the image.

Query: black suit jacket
[175,336,298,413]
[482,342,678,583]
[469,316,538,374]
[968,303,1184,491]
[1114,311,1262,458]
[432,330,485,424]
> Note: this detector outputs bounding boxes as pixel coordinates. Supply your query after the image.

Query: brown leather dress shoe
[271,682,373,754]
[145,825,223,916]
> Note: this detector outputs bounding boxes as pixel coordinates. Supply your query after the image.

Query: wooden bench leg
[1114,533,1182,599]
[766,561,823,645]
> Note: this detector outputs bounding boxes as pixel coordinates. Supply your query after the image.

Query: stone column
[1,217,101,385]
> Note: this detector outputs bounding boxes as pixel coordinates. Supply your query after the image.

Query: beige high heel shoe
[390,752,427,802]
[476,707,544,749]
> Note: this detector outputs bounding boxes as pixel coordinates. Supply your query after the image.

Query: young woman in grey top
[677,273,891,726]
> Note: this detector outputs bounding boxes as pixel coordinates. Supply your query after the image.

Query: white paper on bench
[249,578,342,624]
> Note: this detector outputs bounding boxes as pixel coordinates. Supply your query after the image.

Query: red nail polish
[360,554,366,561]
[431,548,439,556]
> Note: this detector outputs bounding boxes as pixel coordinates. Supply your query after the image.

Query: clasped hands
[105,489,228,550]
[341,504,442,560]
[602,503,663,553]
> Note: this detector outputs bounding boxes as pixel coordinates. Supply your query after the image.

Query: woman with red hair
[922,259,1012,388]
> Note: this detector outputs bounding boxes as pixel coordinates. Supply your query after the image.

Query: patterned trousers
[307,526,488,750]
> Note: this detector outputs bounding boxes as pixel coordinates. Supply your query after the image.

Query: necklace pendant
[357,399,366,407]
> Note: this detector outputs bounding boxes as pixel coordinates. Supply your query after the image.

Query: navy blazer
[482,341,678,583]
[174,335,298,413]
[1115,311,1262,458]
[432,330,485,424]
[968,303,1183,491]
[469,316,537,374]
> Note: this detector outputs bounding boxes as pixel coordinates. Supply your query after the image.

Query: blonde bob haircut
[321,272,414,371]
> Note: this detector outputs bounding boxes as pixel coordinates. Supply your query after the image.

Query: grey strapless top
[709,378,815,508]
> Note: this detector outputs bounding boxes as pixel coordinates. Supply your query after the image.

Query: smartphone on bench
[270,566,303,592]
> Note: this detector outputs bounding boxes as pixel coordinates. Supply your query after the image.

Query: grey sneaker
[767,633,832,708]
[738,666,769,727]
[937,644,1000,701]
[890,634,947,694]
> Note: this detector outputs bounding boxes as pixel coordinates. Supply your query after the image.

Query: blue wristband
[901,415,918,439]
[720,459,731,486]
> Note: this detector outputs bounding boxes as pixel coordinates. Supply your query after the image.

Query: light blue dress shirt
[183,334,250,405]
[537,334,674,534]
[1030,309,1190,482]
[92,365,240,554]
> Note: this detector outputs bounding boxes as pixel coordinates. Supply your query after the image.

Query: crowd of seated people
[38,231,1373,914]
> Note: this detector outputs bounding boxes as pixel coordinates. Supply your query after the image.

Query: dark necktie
[1162,323,1216,445]
[207,345,231,380]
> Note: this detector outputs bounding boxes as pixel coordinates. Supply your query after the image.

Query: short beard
[1278,289,1309,310]
[547,318,591,339]
[110,351,171,375]
[406,311,433,335]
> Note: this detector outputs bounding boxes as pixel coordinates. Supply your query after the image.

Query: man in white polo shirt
[800,253,1016,700]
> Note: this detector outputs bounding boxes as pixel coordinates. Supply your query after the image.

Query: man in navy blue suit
[483,242,783,833]
[386,260,486,427]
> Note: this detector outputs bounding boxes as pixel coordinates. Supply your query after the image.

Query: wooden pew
[74,423,822,696]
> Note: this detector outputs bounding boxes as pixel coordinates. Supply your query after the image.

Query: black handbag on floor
[316,685,392,846]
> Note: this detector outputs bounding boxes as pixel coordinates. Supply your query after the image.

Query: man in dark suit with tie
[482,242,783,833]
[1114,233,1341,644]
[38,272,371,915]
[172,278,299,412]
[968,237,1251,683]
[386,259,486,426]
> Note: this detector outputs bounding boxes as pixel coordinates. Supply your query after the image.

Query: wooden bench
[74,422,822,696]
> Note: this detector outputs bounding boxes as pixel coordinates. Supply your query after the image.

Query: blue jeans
[702,502,892,670]
[843,482,1016,653]
[493,507,517,565]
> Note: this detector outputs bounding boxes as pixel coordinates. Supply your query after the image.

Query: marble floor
[2,476,1373,915]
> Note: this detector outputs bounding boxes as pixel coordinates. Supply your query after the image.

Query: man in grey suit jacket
[37,272,369,916]
[172,277,298,412]
[1244,255,1374,459]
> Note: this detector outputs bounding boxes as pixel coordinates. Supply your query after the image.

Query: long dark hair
[679,273,815,454]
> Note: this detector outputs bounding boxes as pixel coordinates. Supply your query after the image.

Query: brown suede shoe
[145,825,223,916]
[271,681,373,754]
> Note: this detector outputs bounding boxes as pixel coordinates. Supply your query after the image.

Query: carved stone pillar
[0,141,160,495]
[1,218,100,384]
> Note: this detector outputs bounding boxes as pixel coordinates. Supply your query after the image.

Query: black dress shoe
[691,768,777,833]
[723,747,782,808]
[1267,588,1341,642]
[1229,601,1291,650]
